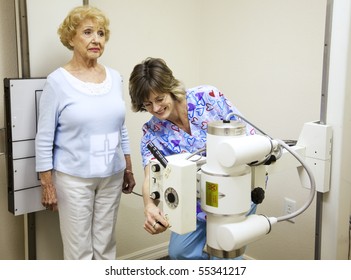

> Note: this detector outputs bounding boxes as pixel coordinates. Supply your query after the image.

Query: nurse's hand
[144,203,169,235]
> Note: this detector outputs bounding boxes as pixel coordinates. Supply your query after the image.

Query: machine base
[206,245,245,259]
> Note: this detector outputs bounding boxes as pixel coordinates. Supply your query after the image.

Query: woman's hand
[144,203,169,235]
[40,170,58,211]
[122,169,136,194]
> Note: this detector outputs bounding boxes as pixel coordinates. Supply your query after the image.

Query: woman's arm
[142,165,169,234]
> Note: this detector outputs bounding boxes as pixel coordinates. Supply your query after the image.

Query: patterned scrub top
[140,85,254,168]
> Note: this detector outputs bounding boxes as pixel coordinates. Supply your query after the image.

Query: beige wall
[2,0,346,260]
[199,0,326,260]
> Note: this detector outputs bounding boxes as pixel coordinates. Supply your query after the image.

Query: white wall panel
[27,0,83,77]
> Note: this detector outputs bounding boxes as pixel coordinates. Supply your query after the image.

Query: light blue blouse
[35,66,130,178]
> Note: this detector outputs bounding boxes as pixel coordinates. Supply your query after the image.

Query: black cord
[132,191,143,197]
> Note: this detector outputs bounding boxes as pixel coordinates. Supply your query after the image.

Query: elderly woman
[35,5,135,260]
[128,57,256,260]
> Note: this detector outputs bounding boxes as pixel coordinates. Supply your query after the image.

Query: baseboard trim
[117,242,254,260]
[117,242,169,260]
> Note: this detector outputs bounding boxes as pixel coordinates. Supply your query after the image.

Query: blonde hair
[58,6,110,50]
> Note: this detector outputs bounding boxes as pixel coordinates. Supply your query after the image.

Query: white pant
[53,170,123,260]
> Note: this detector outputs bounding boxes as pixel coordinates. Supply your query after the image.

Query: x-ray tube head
[217,135,276,168]
[205,120,278,171]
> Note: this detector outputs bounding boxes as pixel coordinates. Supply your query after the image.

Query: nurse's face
[142,92,175,120]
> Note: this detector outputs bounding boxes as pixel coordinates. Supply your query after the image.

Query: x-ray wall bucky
[4,78,46,215]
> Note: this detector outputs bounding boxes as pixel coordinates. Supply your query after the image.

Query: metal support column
[315,0,334,260]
